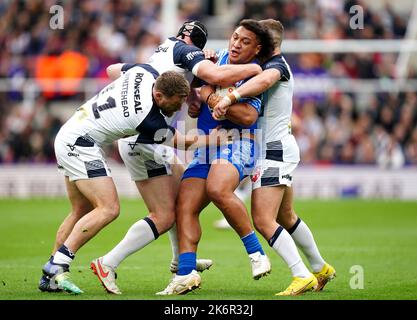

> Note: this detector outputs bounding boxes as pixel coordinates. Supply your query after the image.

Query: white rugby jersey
[121,37,206,126]
[59,64,173,147]
[257,55,300,163]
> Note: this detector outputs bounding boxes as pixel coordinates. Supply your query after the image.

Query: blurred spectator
[376,135,405,169]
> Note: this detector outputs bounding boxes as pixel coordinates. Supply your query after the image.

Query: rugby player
[157,19,275,295]
[212,19,336,296]
[38,69,227,294]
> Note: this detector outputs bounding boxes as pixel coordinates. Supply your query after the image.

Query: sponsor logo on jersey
[67,152,79,157]
[128,152,141,156]
[121,74,130,117]
[133,73,144,113]
[66,143,80,156]
[155,45,169,53]
[281,174,292,181]
[186,50,203,61]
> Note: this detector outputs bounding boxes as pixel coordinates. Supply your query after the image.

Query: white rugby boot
[156,270,201,295]
[249,251,271,280]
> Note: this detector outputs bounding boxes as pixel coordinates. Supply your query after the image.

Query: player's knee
[252,214,270,237]
[165,217,175,231]
[176,193,190,211]
[206,183,226,205]
[148,211,175,233]
[102,203,120,222]
[72,202,93,218]
[277,207,297,229]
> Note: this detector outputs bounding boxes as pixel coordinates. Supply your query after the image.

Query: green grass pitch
[0,198,416,300]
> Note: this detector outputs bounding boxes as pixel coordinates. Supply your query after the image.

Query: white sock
[290,219,325,272]
[53,251,73,266]
[168,224,179,262]
[271,227,311,278]
[102,219,157,269]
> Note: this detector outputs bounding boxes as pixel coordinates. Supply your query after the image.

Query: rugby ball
[215,85,236,98]
[210,85,236,120]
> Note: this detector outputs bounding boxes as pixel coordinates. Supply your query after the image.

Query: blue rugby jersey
[197,49,262,134]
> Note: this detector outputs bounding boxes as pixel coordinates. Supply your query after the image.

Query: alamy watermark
[349,265,364,289]
[349,5,364,30]
[49,5,64,30]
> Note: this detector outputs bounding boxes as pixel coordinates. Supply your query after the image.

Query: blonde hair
[259,19,284,48]
[155,71,190,98]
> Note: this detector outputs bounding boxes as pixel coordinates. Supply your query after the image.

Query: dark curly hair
[238,19,275,62]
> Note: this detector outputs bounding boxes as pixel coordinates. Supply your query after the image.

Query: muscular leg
[51,177,94,255]
[176,178,210,254]
[136,174,178,233]
[206,160,269,281]
[276,186,298,229]
[251,186,285,240]
[39,177,94,292]
[46,176,119,294]
[166,161,185,263]
[277,186,326,272]
[63,176,120,253]
[251,186,310,278]
[101,174,178,269]
[206,160,252,237]
[155,177,210,294]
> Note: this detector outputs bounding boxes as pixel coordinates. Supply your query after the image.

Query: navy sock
[57,245,75,259]
[177,252,197,275]
[52,245,74,265]
[241,231,265,255]
[268,226,284,247]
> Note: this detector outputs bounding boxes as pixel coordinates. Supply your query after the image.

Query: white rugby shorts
[118,138,173,181]
[251,158,298,190]
[54,130,111,181]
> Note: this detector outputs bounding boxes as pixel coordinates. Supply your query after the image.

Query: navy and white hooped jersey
[60,64,173,147]
[258,54,300,163]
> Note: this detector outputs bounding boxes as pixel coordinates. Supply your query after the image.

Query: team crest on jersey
[251,166,261,182]
[128,142,138,150]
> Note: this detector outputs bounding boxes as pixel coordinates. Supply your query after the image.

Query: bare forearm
[216,64,262,87]
[199,85,215,103]
[225,103,257,127]
[234,69,280,98]
[197,61,262,87]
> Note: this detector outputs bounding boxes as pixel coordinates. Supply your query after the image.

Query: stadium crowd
[0,0,416,167]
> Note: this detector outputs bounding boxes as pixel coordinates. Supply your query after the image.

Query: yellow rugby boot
[313,263,336,291]
[276,274,318,296]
